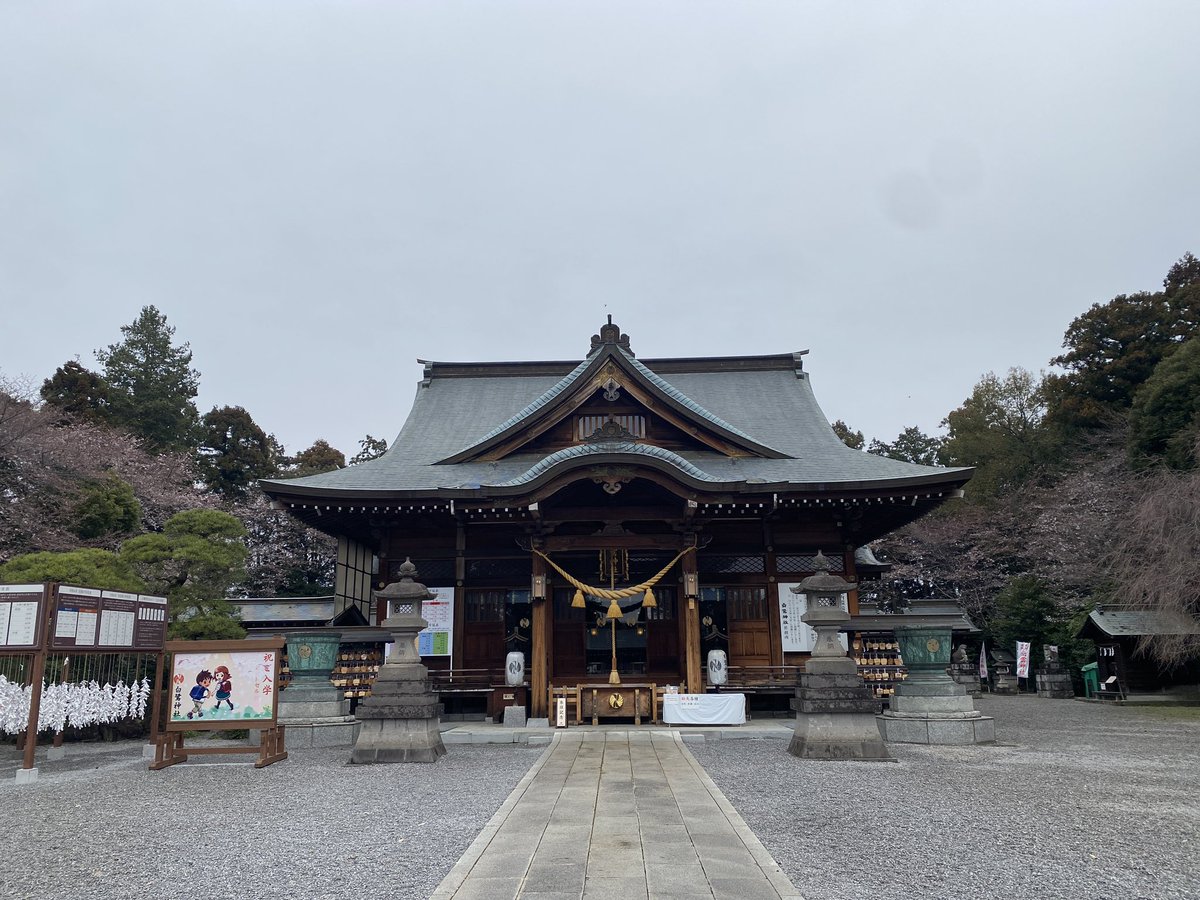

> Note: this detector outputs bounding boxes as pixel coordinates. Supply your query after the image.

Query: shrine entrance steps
[431,732,802,900]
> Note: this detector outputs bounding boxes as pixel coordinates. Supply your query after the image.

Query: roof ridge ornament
[590,315,633,356]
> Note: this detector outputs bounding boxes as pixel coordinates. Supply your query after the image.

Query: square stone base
[14,767,38,784]
[351,717,446,763]
[789,712,895,761]
[878,714,995,745]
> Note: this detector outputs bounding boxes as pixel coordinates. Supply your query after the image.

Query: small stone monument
[947,643,982,697]
[789,553,893,761]
[350,559,446,763]
[879,626,995,744]
[1036,644,1074,699]
[277,630,357,747]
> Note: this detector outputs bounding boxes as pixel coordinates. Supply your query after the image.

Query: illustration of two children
[186,665,235,718]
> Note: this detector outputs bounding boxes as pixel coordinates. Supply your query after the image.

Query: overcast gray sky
[2,1,1197,459]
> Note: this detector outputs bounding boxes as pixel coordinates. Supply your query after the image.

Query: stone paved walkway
[431,731,802,900]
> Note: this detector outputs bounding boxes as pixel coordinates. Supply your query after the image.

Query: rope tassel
[607,598,623,619]
[572,589,585,609]
[642,588,657,609]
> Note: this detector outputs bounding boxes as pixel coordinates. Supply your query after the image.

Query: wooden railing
[427,668,499,693]
[708,665,801,693]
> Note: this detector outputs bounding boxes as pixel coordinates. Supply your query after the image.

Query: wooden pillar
[452,522,466,671]
[682,547,702,694]
[530,552,548,718]
[765,521,783,667]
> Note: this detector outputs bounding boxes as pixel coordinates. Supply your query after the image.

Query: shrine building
[261,319,973,719]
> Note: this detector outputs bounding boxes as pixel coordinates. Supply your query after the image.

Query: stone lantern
[350,559,446,763]
[788,552,892,761]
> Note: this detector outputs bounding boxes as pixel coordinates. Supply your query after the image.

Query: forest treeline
[0,306,387,638]
[836,252,1200,671]
[3,255,1200,662]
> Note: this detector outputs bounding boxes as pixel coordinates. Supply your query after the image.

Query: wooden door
[726,586,770,666]
[464,589,506,670]
[552,588,587,679]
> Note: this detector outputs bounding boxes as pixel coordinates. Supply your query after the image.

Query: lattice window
[725,586,768,621]
[642,587,676,621]
[697,554,766,575]
[388,558,455,583]
[577,414,646,440]
[466,590,506,623]
[777,554,844,574]
[466,558,532,579]
[553,587,587,622]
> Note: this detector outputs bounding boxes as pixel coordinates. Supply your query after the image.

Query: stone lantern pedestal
[1036,646,1075,699]
[789,554,893,761]
[350,560,446,764]
[878,626,994,745]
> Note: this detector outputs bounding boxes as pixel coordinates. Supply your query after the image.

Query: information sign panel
[389,587,454,657]
[51,587,167,652]
[776,585,849,653]
[0,584,45,650]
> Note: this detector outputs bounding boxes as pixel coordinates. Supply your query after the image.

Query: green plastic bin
[1081,662,1099,698]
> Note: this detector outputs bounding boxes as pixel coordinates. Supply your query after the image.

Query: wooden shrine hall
[261,318,973,719]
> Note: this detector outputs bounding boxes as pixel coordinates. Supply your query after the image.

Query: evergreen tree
[0,548,146,592]
[40,360,112,423]
[830,419,864,450]
[73,473,142,539]
[349,434,388,465]
[198,406,280,499]
[941,368,1055,499]
[1128,336,1200,470]
[288,439,346,477]
[96,306,201,453]
[867,426,944,466]
[120,508,248,639]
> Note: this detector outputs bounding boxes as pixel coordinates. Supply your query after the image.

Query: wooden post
[147,651,166,748]
[21,585,54,771]
[530,553,548,718]
[52,657,69,750]
[682,547,702,694]
[22,649,46,771]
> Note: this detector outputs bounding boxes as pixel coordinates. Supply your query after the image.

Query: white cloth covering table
[662,692,746,725]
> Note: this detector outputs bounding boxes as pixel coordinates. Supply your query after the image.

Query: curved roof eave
[260,464,974,503]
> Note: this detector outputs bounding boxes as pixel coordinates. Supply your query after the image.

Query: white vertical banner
[1015,641,1031,678]
[979,643,989,680]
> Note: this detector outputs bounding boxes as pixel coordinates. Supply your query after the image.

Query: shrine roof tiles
[261,353,971,498]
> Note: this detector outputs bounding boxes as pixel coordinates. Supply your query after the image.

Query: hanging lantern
[606,597,623,619]
[572,589,585,609]
[642,588,657,609]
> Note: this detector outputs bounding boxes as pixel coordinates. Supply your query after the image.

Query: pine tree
[96,306,201,453]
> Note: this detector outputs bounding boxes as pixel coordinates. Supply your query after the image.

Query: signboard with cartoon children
[165,641,281,731]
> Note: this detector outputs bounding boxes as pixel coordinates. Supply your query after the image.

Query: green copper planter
[284,631,343,688]
[893,625,954,685]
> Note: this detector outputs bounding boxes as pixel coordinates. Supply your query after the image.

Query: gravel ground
[691,696,1200,900]
[3,699,1198,900]
[0,739,545,900]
